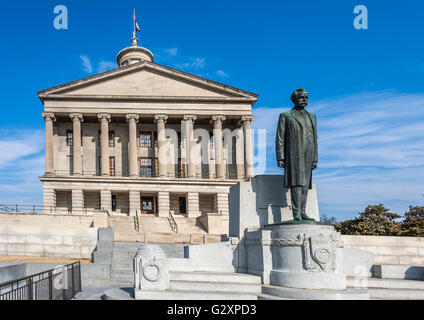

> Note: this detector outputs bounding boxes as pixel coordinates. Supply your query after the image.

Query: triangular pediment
[39,61,258,101]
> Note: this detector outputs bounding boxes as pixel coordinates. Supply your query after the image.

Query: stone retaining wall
[0,225,97,259]
[342,235,424,266]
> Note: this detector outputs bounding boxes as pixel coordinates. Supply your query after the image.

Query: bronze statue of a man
[275,88,318,221]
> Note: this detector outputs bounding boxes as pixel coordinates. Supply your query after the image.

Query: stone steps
[169,271,261,284]
[170,280,261,293]
[135,289,258,300]
[368,288,424,300]
[261,285,369,300]
[347,277,424,290]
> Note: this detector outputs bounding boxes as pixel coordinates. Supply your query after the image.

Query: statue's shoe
[293,215,303,221]
[301,214,315,221]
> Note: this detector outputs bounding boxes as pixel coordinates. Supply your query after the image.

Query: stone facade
[38,36,258,235]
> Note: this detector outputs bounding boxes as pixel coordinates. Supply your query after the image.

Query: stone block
[342,248,374,278]
[395,237,422,247]
[372,265,424,280]
[93,251,112,264]
[134,244,169,293]
[374,255,399,265]
[399,256,424,266]
[0,263,26,283]
[98,228,114,242]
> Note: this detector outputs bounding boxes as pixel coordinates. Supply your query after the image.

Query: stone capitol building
[38,32,258,240]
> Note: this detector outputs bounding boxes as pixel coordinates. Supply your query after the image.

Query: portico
[38,31,258,236]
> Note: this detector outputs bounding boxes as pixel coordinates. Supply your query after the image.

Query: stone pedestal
[246,223,346,290]
[134,244,170,299]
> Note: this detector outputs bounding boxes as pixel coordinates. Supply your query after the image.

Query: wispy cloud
[164,47,178,57]
[79,55,93,74]
[79,55,115,74]
[97,60,116,73]
[252,90,424,220]
[0,130,44,204]
[216,70,229,78]
[175,57,206,70]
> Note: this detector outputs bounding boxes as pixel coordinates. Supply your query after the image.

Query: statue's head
[291,88,308,108]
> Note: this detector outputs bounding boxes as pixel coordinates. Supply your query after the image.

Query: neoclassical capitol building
[38,33,257,237]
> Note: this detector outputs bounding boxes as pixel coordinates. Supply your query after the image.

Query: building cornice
[38,176,242,187]
[38,61,259,102]
[38,94,257,104]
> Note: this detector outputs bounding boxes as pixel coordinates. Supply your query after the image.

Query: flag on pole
[133,9,141,32]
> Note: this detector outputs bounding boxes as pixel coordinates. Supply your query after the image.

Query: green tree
[334,204,401,236]
[400,206,424,236]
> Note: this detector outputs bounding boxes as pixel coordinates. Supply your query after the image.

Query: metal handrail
[168,211,178,233]
[134,209,140,232]
[0,262,81,300]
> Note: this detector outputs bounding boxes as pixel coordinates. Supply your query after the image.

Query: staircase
[109,215,221,244]
[347,268,424,300]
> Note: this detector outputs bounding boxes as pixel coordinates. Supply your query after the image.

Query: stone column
[43,185,56,214]
[100,190,112,212]
[129,190,141,216]
[72,189,84,215]
[69,113,84,176]
[42,112,56,176]
[154,114,169,178]
[98,113,111,176]
[240,116,255,179]
[184,115,197,178]
[211,115,226,179]
[126,114,140,178]
[187,192,201,218]
[235,128,245,179]
[157,191,170,217]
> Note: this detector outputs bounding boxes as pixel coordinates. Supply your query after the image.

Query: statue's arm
[276,113,285,167]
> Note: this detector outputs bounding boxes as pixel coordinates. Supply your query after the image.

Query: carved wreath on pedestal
[245,232,343,273]
[303,234,342,273]
[142,257,162,282]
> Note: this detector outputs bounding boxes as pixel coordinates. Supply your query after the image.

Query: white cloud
[176,57,206,70]
[97,60,116,73]
[164,47,178,57]
[216,70,229,78]
[252,90,424,220]
[0,130,44,205]
[79,55,93,73]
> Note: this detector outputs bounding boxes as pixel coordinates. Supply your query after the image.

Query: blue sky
[0,0,423,220]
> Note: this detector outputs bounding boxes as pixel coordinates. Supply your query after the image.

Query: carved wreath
[142,257,162,282]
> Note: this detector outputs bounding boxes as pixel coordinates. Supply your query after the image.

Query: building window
[210,135,215,149]
[109,131,115,147]
[179,197,187,214]
[109,157,115,176]
[66,130,73,146]
[140,158,153,177]
[112,195,117,211]
[139,132,152,148]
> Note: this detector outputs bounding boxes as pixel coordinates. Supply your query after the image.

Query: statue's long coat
[275,108,318,189]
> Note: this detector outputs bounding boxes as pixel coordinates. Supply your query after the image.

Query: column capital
[210,115,226,124]
[238,115,255,125]
[183,114,197,122]
[126,113,140,123]
[97,113,111,122]
[154,114,168,123]
[69,113,84,122]
[42,112,56,122]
